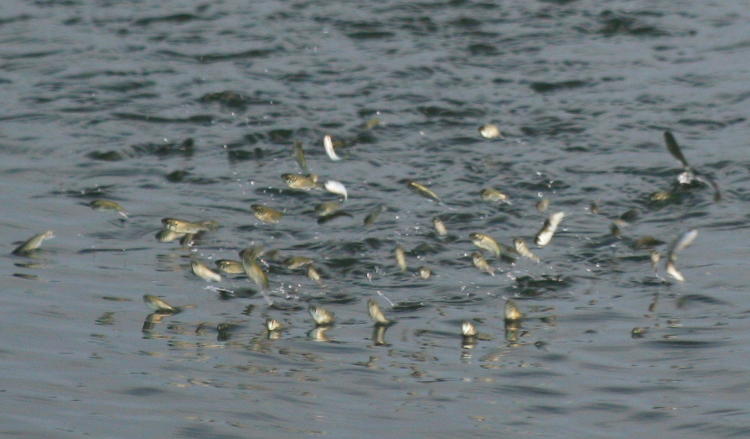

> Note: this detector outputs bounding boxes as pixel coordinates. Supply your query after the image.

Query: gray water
[2,0,750,437]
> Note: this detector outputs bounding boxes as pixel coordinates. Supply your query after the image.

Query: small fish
[363,204,386,226]
[480,188,510,204]
[89,199,128,218]
[536,198,550,212]
[589,202,600,215]
[631,327,649,338]
[478,123,502,139]
[215,259,244,274]
[395,245,408,272]
[665,229,698,282]
[191,260,222,282]
[315,201,342,217]
[12,230,54,255]
[461,321,478,337]
[309,305,335,326]
[610,222,622,238]
[143,294,178,314]
[251,204,283,224]
[649,191,672,202]
[650,250,661,274]
[513,238,540,263]
[407,180,441,202]
[367,299,390,325]
[265,318,284,332]
[323,134,342,161]
[469,232,502,257]
[534,211,565,247]
[242,258,269,290]
[155,229,184,243]
[664,131,721,201]
[239,246,265,263]
[418,266,432,279]
[504,299,523,322]
[293,141,309,172]
[364,118,381,130]
[307,265,323,284]
[324,180,348,200]
[162,218,218,234]
[284,256,314,270]
[433,217,448,236]
[471,252,495,276]
[281,173,320,190]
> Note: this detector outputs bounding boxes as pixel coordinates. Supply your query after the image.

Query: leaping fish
[663,132,721,201]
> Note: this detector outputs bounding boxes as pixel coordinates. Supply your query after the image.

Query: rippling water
[2,0,750,437]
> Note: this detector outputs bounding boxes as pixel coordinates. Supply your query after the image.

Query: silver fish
[143,294,178,314]
[324,180,348,200]
[470,232,502,257]
[12,230,55,255]
[433,217,448,236]
[395,245,407,272]
[418,266,432,280]
[664,229,698,282]
[367,299,390,325]
[514,238,540,263]
[265,318,284,332]
[534,211,565,247]
[461,321,478,337]
[191,260,222,282]
[472,252,495,276]
[309,305,335,326]
[478,124,502,139]
[504,299,523,322]
[323,134,342,161]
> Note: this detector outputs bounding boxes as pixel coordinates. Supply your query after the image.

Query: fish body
[191,260,222,282]
[242,257,269,290]
[504,299,523,322]
[536,198,549,212]
[461,321,478,337]
[265,318,284,332]
[293,141,309,172]
[363,204,386,226]
[89,199,128,218]
[433,217,447,236]
[418,266,432,279]
[407,180,441,202]
[162,218,218,234]
[480,188,510,204]
[309,305,335,326]
[470,232,502,257]
[395,245,408,272]
[307,265,323,284]
[281,173,320,190]
[155,229,184,243]
[215,259,245,274]
[471,252,495,276]
[664,131,721,201]
[367,299,390,325]
[251,204,283,224]
[478,124,502,139]
[284,256,314,270]
[12,230,55,255]
[513,238,540,263]
[324,180,348,200]
[143,294,178,313]
[323,134,342,161]
[534,211,565,247]
[315,201,342,217]
[664,229,698,282]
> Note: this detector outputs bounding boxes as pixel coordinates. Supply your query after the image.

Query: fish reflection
[371,325,390,346]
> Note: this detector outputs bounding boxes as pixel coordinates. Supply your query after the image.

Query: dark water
[2,0,750,437]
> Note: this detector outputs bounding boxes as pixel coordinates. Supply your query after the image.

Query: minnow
[251,204,283,224]
[363,204,386,226]
[324,180,348,200]
[513,238,540,263]
[161,218,218,234]
[536,198,549,212]
[478,123,502,139]
[649,191,671,202]
[309,305,335,326]
[407,180,441,202]
[315,201,342,217]
[395,245,407,272]
[281,173,320,190]
[461,321,478,337]
[293,141,309,172]
[534,211,565,247]
[504,299,523,322]
[480,188,510,204]
[367,299,391,325]
[265,318,284,332]
[215,259,244,274]
[471,252,495,276]
[143,294,179,314]
[155,229,184,243]
[433,217,447,236]
[307,265,323,284]
[469,232,502,257]
[664,131,721,201]
[239,246,265,263]
[12,230,54,255]
[191,260,222,282]
[89,199,128,218]
[664,229,698,282]
[323,134,342,161]
[241,256,269,290]
[418,266,432,279]
[284,256,314,270]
